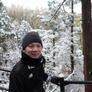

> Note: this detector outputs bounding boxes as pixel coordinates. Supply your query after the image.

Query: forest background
[0,0,91,92]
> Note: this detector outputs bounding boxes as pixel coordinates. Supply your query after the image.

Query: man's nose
[33,47,38,51]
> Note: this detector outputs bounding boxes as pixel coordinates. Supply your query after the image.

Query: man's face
[23,42,43,59]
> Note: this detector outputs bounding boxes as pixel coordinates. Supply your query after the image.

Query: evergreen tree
[0,0,16,90]
[0,0,14,68]
[40,0,83,92]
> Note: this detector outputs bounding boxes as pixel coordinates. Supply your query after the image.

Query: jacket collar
[21,52,45,67]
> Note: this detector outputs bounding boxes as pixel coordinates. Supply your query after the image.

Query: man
[9,31,59,92]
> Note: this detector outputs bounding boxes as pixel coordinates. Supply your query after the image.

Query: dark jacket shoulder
[11,61,26,76]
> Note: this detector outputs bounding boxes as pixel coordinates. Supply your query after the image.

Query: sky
[2,0,49,10]
[2,0,82,14]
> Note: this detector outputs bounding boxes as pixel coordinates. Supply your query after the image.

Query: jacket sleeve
[43,72,48,81]
[9,71,24,92]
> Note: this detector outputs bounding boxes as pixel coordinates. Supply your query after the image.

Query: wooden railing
[0,68,92,92]
[57,77,92,92]
[0,68,10,91]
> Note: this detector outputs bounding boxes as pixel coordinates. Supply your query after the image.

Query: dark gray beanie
[22,32,43,50]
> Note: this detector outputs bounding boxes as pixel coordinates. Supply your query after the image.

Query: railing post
[59,77,65,92]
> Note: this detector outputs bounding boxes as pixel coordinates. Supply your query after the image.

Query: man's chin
[30,55,40,59]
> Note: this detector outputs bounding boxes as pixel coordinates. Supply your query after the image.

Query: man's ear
[22,50,25,53]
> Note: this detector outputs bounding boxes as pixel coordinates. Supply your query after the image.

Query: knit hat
[22,31,43,50]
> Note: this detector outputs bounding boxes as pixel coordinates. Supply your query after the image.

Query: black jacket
[9,53,48,92]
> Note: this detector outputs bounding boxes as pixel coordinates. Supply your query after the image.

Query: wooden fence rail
[0,69,92,92]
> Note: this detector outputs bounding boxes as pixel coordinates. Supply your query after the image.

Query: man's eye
[28,45,33,48]
[28,44,41,48]
[37,45,41,48]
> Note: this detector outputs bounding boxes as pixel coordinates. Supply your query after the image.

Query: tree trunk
[82,0,92,92]
[70,0,74,72]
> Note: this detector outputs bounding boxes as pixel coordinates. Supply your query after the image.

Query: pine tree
[41,0,84,92]
[0,0,13,67]
[0,0,16,89]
